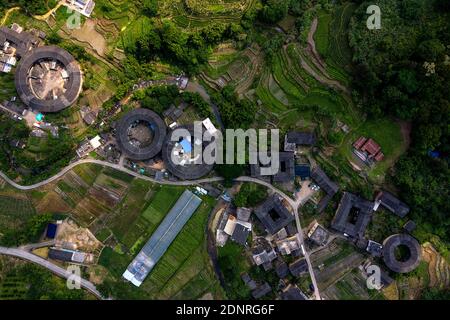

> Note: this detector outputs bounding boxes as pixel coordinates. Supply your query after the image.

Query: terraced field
[201,44,263,96]
[422,243,450,289]
[164,0,257,29]
[255,39,355,123]
[314,3,357,84]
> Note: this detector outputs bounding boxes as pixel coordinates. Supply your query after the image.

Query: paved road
[235,176,296,209]
[0,159,224,190]
[0,161,321,300]
[20,240,56,252]
[0,246,103,299]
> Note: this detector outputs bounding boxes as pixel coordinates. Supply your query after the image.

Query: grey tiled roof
[376,191,410,218]
[289,258,308,277]
[331,192,374,239]
[15,46,82,112]
[254,195,294,234]
[286,132,316,146]
[116,108,166,161]
[311,167,339,212]
[382,234,421,273]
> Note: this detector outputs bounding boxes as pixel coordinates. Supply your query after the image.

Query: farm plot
[315,250,366,291]
[98,192,222,299]
[93,173,130,203]
[201,44,262,95]
[0,272,28,300]
[54,171,90,209]
[53,166,132,226]
[119,185,185,251]
[94,0,140,31]
[311,238,366,291]
[137,196,218,298]
[105,179,155,242]
[322,269,376,300]
[72,163,103,186]
[72,195,113,226]
[0,195,35,235]
[102,184,184,252]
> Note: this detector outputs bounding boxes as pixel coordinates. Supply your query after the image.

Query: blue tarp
[428,150,440,158]
[180,139,192,153]
[46,223,57,239]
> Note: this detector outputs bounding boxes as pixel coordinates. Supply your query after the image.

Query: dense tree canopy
[234,183,268,207]
[1,262,90,299]
[0,213,52,247]
[124,20,243,74]
[211,86,256,129]
[259,0,289,24]
[0,0,49,15]
[348,0,450,242]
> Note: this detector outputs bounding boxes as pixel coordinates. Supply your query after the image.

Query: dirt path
[0,7,20,26]
[307,17,327,71]
[32,1,64,21]
[294,44,350,95]
[399,120,412,150]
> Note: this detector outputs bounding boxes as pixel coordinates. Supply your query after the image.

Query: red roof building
[353,137,384,163]
[361,138,381,156]
[353,136,367,150]
[374,152,384,162]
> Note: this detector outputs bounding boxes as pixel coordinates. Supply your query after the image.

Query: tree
[234,183,267,207]
[212,86,256,129]
[259,0,289,24]
[215,164,245,187]
[142,0,158,17]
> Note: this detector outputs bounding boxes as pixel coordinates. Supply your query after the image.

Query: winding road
[0,159,321,300]
[0,159,224,191]
[0,246,103,299]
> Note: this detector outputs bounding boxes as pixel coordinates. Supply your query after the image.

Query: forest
[348,0,449,243]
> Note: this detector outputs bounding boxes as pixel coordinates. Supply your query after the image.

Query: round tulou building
[382,233,421,273]
[162,124,214,180]
[116,108,167,161]
[15,46,83,113]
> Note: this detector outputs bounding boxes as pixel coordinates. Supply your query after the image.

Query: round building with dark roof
[382,233,421,273]
[15,46,83,113]
[162,124,214,180]
[116,108,166,161]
